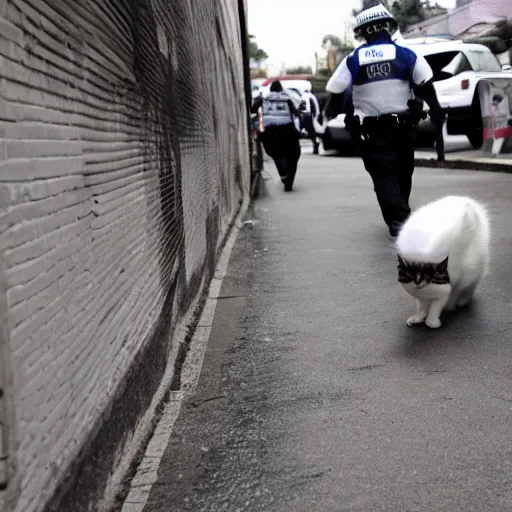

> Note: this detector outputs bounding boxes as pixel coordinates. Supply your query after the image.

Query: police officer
[251,81,302,192]
[326,4,443,237]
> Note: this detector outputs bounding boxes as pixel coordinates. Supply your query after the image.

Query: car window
[466,50,502,72]
[423,51,472,81]
[442,51,473,75]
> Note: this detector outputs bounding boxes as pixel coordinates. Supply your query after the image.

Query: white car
[322,38,512,150]
[258,79,312,98]
[406,38,512,148]
[321,114,354,153]
[251,78,266,100]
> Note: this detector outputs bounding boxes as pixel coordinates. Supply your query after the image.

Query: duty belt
[362,113,413,130]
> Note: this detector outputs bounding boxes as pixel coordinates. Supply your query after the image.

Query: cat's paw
[425,317,442,329]
[406,314,426,326]
[444,302,457,312]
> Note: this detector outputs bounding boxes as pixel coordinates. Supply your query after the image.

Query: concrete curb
[119,197,250,512]
[415,157,512,173]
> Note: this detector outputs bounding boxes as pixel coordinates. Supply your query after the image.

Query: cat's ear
[397,254,406,268]
[436,256,449,273]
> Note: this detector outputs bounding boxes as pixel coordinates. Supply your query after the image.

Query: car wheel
[467,130,483,149]
[467,93,483,149]
[322,136,333,151]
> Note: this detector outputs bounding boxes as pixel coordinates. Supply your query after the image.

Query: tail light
[461,79,470,90]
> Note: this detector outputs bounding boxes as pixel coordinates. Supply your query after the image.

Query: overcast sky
[247,0,457,73]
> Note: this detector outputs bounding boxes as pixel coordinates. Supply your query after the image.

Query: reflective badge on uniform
[358,44,396,65]
[366,62,392,80]
[263,100,289,114]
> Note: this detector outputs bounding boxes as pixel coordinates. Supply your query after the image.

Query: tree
[285,65,313,75]
[321,34,354,53]
[352,0,428,33]
[318,34,355,76]
[391,0,427,31]
[322,34,344,49]
[248,34,268,64]
[352,0,391,17]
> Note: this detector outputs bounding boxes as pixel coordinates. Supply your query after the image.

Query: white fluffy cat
[395,195,490,329]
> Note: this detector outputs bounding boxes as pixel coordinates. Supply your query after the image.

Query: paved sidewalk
[127,153,512,512]
[416,148,512,172]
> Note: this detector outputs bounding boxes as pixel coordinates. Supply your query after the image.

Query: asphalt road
[142,149,512,512]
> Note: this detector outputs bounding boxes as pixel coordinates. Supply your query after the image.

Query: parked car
[406,38,512,148]
[259,75,330,109]
[321,38,512,151]
[258,79,312,98]
[321,114,354,153]
[251,78,266,99]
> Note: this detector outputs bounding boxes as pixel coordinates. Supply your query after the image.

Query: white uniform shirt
[326,36,433,117]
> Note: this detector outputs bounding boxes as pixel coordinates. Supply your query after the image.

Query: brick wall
[0,0,250,511]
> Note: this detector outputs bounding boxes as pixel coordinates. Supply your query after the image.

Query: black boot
[389,221,402,238]
[284,172,295,192]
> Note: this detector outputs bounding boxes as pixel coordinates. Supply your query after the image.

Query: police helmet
[354,4,398,41]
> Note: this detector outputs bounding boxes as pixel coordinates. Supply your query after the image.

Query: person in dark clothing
[300,88,322,154]
[325,4,443,237]
[251,81,302,192]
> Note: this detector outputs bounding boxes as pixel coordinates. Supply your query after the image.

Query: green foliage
[353,0,429,32]
[248,34,268,62]
[318,35,354,78]
[352,0,391,17]
[322,34,344,49]
[392,0,427,31]
[321,34,354,53]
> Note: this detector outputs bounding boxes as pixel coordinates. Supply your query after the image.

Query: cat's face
[397,255,450,288]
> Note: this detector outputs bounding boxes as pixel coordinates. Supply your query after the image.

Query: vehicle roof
[403,38,492,56]
[262,75,311,85]
[259,79,312,93]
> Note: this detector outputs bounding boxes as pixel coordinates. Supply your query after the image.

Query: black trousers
[358,122,415,234]
[302,115,319,147]
[260,123,301,187]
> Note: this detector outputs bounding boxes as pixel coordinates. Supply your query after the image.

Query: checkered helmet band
[355,4,396,30]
